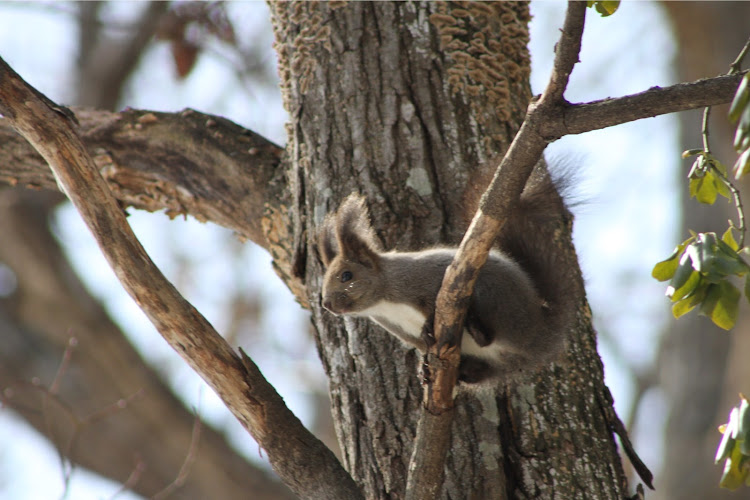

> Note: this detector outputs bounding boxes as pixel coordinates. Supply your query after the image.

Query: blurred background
[0,2,747,499]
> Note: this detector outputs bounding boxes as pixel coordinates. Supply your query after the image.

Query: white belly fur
[358,301,506,364]
[358,301,425,340]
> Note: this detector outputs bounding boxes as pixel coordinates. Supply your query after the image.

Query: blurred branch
[0,56,362,500]
[76,1,170,109]
[0,188,292,500]
[152,412,202,500]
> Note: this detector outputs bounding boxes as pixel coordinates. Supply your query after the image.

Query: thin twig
[702,105,712,154]
[109,459,146,500]
[728,35,750,75]
[710,164,746,248]
[152,411,202,500]
[49,336,78,395]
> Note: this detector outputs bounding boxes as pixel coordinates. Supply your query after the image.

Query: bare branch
[152,413,202,500]
[0,56,362,500]
[539,72,747,139]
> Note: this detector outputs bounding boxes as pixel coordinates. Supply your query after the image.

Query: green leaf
[672,294,697,318]
[696,233,720,276]
[672,281,709,318]
[691,174,719,204]
[729,73,750,124]
[652,236,696,281]
[667,251,695,295]
[740,397,750,455]
[587,0,619,16]
[719,445,748,490]
[683,148,705,159]
[714,253,750,278]
[739,397,750,433]
[670,270,701,303]
[734,148,750,180]
[713,171,732,200]
[717,410,738,463]
[700,281,741,330]
[714,159,729,177]
[722,227,740,251]
[715,239,750,276]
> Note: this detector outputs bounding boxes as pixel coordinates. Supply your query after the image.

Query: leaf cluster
[683,150,731,205]
[652,230,749,330]
[653,71,750,333]
[716,396,750,490]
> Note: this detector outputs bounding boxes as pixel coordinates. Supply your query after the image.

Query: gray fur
[319,184,577,385]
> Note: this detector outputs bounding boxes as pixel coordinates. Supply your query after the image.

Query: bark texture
[270,2,630,498]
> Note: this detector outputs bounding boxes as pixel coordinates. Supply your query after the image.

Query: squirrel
[317,171,579,385]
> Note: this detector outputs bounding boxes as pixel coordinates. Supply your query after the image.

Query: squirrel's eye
[341,271,353,283]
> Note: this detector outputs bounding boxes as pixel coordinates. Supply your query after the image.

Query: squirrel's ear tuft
[336,194,382,268]
[317,214,339,267]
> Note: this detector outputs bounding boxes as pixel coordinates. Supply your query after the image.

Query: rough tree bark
[271,2,629,498]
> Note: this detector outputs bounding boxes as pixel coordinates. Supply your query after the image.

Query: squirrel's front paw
[420,314,436,348]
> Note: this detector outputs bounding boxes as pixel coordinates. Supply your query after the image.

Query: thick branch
[405,3,587,499]
[0,107,282,244]
[0,57,362,500]
[0,106,309,305]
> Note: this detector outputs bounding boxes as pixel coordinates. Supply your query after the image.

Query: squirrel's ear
[336,194,381,268]
[317,215,339,267]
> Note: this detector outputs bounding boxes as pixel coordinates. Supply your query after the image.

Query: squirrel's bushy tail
[495,166,581,336]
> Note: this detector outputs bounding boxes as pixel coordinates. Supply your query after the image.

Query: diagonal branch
[0,56,362,500]
[406,3,587,499]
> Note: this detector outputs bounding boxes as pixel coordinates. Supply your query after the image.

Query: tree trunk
[270,2,631,498]
[658,3,750,499]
